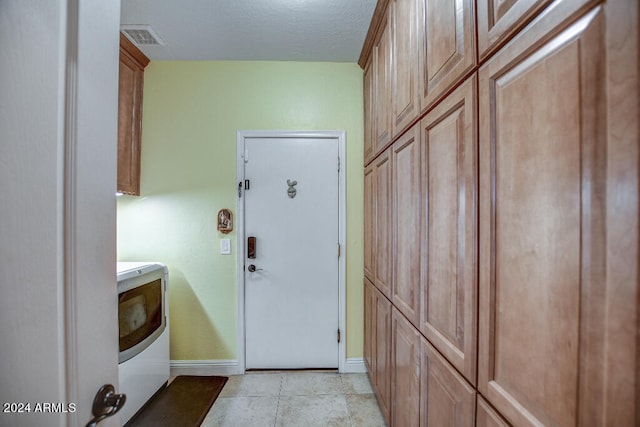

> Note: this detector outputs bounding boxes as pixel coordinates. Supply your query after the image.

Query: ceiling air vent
[121,25,164,46]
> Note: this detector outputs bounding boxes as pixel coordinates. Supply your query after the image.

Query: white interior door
[243,136,340,369]
[1,1,121,426]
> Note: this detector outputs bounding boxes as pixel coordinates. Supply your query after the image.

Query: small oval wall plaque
[217,209,233,233]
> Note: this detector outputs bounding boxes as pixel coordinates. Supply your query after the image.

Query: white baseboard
[171,357,367,376]
[170,359,241,377]
[341,357,367,373]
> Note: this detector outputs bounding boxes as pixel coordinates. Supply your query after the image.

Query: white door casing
[0,1,120,426]
[236,131,347,372]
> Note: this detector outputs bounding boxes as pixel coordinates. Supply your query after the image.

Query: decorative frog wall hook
[287,179,298,199]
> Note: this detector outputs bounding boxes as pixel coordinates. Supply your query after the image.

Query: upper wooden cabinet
[420,75,478,385]
[118,34,149,196]
[476,0,551,60]
[478,2,634,425]
[391,0,422,138]
[420,0,476,111]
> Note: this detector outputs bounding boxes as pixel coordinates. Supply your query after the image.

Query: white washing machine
[116,262,169,425]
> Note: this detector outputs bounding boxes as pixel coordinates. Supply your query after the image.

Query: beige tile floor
[201,371,387,427]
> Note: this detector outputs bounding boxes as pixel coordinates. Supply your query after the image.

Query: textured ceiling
[120,0,378,62]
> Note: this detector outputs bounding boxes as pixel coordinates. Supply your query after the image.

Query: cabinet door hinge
[337,328,341,343]
[337,243,341,258]
[337,156,341,172]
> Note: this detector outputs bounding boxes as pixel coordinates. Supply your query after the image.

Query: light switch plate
[220,239,231,255]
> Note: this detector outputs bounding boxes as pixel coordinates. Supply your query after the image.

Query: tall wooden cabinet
[361,0,638,425]
[117,33,149,196]
[478,3,618,425]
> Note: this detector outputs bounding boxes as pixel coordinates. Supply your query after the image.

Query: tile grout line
[273,373,284,427]
[340,373,356,427]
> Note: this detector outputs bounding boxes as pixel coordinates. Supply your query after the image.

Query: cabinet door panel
[364,58,375,165]
[420,76,477,384]
[392,0,422,137]
[392,308,420,427]
[374,150,393,298]
[375,287,392,423]
[421,0,476,110]
[364,164,375,281]
[476,396,510,427]
[392,125,421,327]
[476,0,551,59]
[364,279,374,375]
[375,12,392,155]
[479,5,609,426]
[421,337,476,426]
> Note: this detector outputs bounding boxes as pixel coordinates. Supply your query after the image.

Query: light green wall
[117,61,364,361]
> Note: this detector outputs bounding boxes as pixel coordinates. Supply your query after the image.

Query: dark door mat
[125,375,228,427]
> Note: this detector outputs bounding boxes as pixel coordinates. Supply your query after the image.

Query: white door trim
[236,130,347,373]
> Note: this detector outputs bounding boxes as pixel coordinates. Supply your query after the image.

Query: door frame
[236,130,347,373]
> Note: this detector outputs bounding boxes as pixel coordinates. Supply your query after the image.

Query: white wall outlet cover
[220,239,231,255]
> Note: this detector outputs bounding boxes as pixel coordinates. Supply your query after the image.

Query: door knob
[85,384,126,427]
[247,264,263,272]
